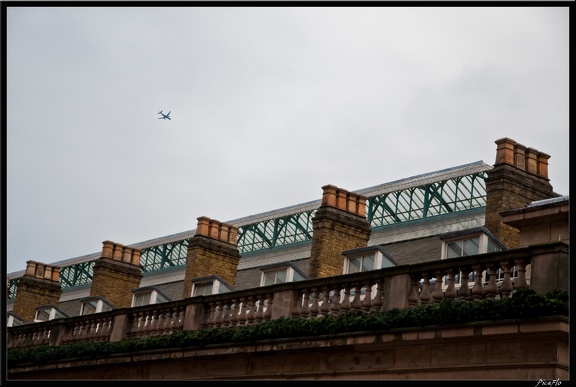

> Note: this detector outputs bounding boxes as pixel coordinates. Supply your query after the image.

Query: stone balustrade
[7,242,567,350]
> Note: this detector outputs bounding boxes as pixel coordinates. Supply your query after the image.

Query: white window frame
[80,298,113,315]
[34,306,66,322]
[343,251,385,275]
[132,289,168,307]
[260,266,304,287]
[191,280,221,297]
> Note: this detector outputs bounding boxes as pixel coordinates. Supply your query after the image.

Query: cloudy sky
[6,6,569,274]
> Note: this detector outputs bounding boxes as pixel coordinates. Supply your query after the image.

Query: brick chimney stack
[12,261,62,321]
[182,217,241,298]
[485,137,557,249]
[308,184,371,279]
[89,241,143,308]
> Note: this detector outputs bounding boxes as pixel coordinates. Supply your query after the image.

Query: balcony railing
[7,242,567,350]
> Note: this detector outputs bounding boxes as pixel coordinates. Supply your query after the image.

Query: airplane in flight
[157,110,171,120]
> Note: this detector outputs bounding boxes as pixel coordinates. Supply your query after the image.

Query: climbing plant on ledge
[7,288,568,366]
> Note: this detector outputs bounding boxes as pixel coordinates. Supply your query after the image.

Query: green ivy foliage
[7,288,568,366]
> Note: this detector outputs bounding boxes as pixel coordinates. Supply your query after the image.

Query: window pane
[361,255,375,271]
[348,258,361,274]
[292,271,304,282]
[194,284,212,296]
[447,242,462,258]
[82,302,97,315]
[36,309,51,321]
[264,272,276,286]
[276,270,287,283]
[487,238,500,253]
[463,237,479,256]
[134,294,144,306]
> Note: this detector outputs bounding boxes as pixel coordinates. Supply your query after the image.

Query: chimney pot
[195,216,211,236]
[537,152,550,179]
[101,240,114,259]
[494,137,516,166]
[321,185,338,207]
[526,147,539,175]
[513,143,527,171]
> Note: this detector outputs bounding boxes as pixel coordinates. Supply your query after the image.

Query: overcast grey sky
[6,6,569,274]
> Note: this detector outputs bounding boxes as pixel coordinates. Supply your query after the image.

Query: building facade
[6,137,569,380]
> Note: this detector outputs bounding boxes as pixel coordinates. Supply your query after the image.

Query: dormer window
[132,286,170,307]
[440,229,506,286]
[259,262,307,286]
[190,275,232,297]
[7,312,24,327]
[442,230,502,259]
[342,246,398,275]
[79,296,114,315]
[34,305,67,322]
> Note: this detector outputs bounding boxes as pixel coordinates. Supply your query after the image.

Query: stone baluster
[246,296,256,325]
[362,281,373,312]
[514,258,528,288]
[485,263,499,301]
[300,289,311,319]
[500,260,513,298]
[472,265,484,302]
[444,270,456,301]
[149,310,160,335]
[319,286,331,316]
[351,283,363,311]
[204,303,214,329]
[255,295,265,323]
[87,319,97,340]
[408,276,420,308]
[309,288,320,318]
[458,268,471,302]
[223,302,232,327]
[330,286,341,315]
[372,280,383,312]
[230,299,239,327]
[340,285,352,314]
[432,271,444,304]
[78,320,88,339]
[264,294,272,321]
[166,309,177,333]
[101,317,112,339]
[214,302,223,328]
[420,274,432,305]
[238,297,248,326]
[163,309,173,332]
[176,307,185,329]
[291,290,302,318]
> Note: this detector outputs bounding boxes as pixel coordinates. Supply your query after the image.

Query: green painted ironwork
[367,171,487,227]
[139,239,189,273]
[8,278,19,300]
[7,171,487,296]
[237,210,316,254]
[59,261,95,288]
